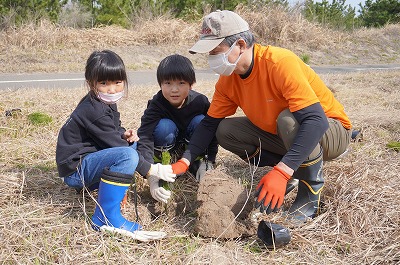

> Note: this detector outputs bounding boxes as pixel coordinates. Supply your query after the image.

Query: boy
[137,54,218,203]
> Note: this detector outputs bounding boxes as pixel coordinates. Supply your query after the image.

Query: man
[171,10,352,221]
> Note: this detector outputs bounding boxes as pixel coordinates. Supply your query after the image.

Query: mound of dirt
[194,168,256,239]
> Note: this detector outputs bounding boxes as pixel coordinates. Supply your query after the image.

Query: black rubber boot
[285,178,299,195]
[288,149,324,222]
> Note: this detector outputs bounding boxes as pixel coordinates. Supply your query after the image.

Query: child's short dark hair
[156,54,196,86]
[85,50,128,93]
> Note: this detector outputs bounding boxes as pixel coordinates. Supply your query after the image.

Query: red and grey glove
[254,166,291,214]
[171,158,189,175]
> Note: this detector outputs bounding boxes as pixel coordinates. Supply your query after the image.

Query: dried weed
[1,71,399,264]
[0,7,399,73]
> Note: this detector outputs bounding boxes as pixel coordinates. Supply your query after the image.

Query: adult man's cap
[189,10,249,54]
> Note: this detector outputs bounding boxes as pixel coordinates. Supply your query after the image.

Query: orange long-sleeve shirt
[208,44,351,134]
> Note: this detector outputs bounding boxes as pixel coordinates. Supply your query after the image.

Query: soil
[133,167,257,239]
[193,168,256,239]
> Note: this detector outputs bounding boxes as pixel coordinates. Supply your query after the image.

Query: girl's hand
[123,129,139,143]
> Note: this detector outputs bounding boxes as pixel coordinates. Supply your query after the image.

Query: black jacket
[56,93,148,178]
[136,90,218,175]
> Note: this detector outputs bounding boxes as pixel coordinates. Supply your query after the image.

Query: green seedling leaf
[160,151,172,190]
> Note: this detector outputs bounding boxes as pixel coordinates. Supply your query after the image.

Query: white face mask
[97,91,124,104]
[208,41,242,76]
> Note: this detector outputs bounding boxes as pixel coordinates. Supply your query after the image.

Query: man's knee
[277,109,298,150]
[215,118,231,143]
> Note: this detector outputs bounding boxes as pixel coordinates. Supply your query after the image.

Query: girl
[56,50,174,241]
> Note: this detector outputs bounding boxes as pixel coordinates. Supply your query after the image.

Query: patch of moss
[28,112,52,125]
[387,141,400,152]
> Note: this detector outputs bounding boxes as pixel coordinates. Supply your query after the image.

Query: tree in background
[78,0,132,27]
[304,0,361,30]
[0,0,399,29]
[58,1,93,27]
[0,0,66,27]
[97,0,132,27]
[359,0,400,27]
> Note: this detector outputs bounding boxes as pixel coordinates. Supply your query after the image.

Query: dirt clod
[194,168,255,239]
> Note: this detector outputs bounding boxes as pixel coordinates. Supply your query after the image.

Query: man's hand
[196,160,214,182]
[254,166,291,214]
[149,164,176,182]
[171,158,189,175]
[147,175,171,203]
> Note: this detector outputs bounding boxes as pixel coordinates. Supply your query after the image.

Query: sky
[345,0,365,8]
[336,0,365,9]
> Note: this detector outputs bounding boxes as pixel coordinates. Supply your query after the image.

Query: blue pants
[63,143,138,189]
[153,115,204,150]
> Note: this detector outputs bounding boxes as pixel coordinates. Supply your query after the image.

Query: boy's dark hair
[156,54,196,86]
[85,50,128,94]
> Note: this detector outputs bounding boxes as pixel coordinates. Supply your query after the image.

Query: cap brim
[189,38,225,54]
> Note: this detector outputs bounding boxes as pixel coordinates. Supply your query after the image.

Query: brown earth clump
[194,168,256,239]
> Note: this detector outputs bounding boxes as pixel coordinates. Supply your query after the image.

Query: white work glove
[149,163,176,182]
[196,160,214,182]
[147,174,171,203]
[100,226,167,242]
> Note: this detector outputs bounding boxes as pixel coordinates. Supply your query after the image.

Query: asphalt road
[0,64,399,90]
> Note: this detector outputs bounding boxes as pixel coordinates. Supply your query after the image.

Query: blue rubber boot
[91,168,142,232]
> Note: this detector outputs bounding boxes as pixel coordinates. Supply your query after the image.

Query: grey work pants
[215,110,351,162]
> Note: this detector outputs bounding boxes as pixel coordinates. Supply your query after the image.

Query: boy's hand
[171,158,189,175]
[149,164,176,182]
[123,129,139,143]
[147,175,171,203]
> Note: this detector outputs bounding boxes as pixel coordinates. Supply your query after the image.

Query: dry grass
[1,69,399,264]
[1,5,399,264]
[0,6,399,73]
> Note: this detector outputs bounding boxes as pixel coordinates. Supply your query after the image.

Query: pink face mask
[97,91,124,104]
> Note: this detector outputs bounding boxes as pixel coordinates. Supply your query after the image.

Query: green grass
[28,112,53,125]
[300,53,311,64]
[387,141,400,152]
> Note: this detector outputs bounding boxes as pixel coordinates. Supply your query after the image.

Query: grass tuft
[300,53,311,64]
[28,112,53,125]
[387,141,400,152]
